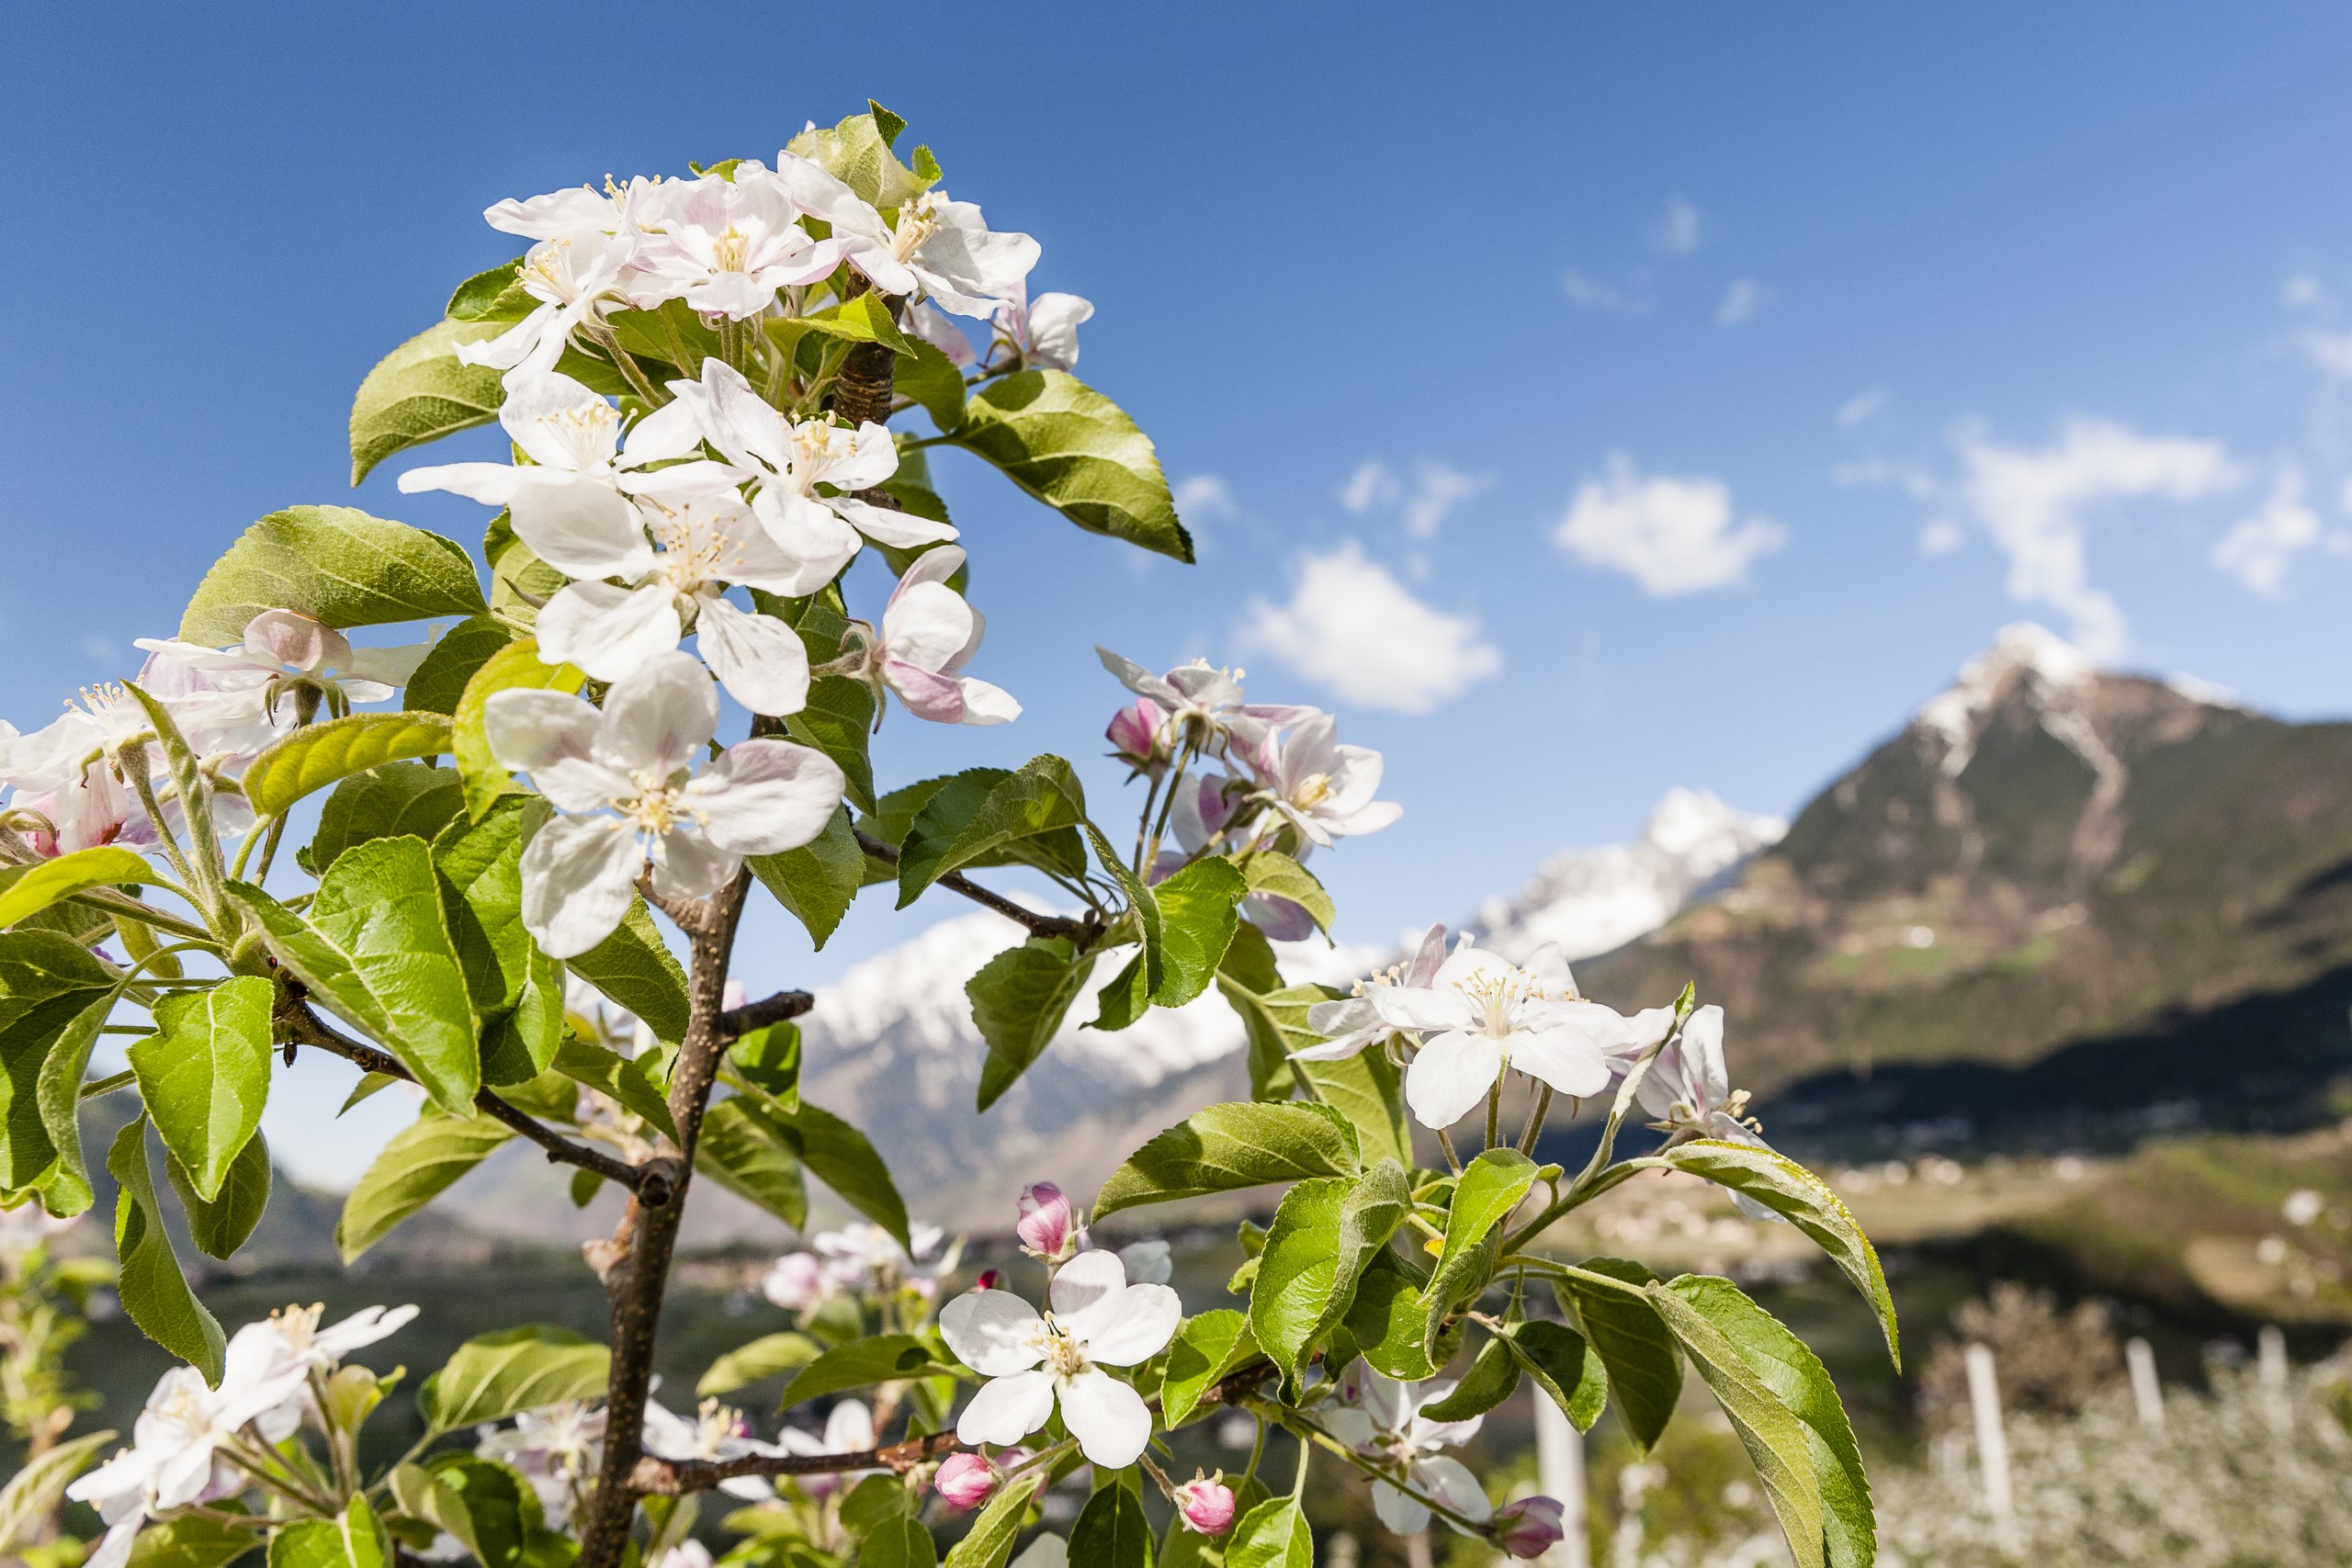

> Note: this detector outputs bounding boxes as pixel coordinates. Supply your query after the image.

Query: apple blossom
[844,547,1020,727]
[761,1252,825,1313]
[483,652,844,957]
[1095,649,1316,758]
[776,155,1039,319]
[1298,923,1453,1063]
[1172,1473,1238,1535]
[478,1400,605,1529]
[972,1269,1004,1292]
[1326,1367,1495,1538]
[1015,1182,1075,1258]
[776,1398,876,1498]
[1632,1004,1782,1223]
[992,281,1093,372]
[626,166,842,319]
[938,1249,1180,1469]
[1248,712,1402,848]
[642,1397,783,1499]
[812,1220,956,1301]
[1369,942,1633,1130]
[482,175,663,244]
[1493,1495,1568,1558]
[1156,776,1319,938]
[135,611,431,723]
[653,1545,714,1568]
[1105,697,1171,777]
[455,232,637,375]
[933,1452,999,1510]
[906,301,978,367]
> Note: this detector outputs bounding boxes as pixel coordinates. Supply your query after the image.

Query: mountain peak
[1917,623,2097,768]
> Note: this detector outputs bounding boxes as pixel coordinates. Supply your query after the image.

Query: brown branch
[276,996,644,1191]
[853,829,1099,944]
[716,989,814,1042]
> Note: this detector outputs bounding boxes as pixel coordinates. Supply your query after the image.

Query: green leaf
[1664,1139,1900,1370]
[799,294,916,355]
[419,1325,612,1434]
[397,1456,538,1568]
[1224,1496,1312,1568]
[950,369,1191,564]
[1503,1319,1609,1432]
[1213,975,1314,1104]
[0,1427,115,1555]
[1230,852,1333,937]
[447,258,534,322]
[1088,952,1150,1033]
[337,1113,512,1262]
[228,840,480,1111]
[180,505,486,645]
[127,976,274,1201]
[108,1116,225,1382]
[452,640,586,820]
[483,511,566,627]
[404,615,515,716]
[1093,1101,1360,1218]
[1250,1159,1410,1393]
[1425,1149,1542,1339]
[125,1507,261,1568]
[32,987,117,1217]
[1069,1479,1154,1568]
[0,847,150,931]
[778,1335,957,1410]
[750,806,865,948]
[793,1100,910,1248]
[1557,1260,1682,1453]
[567,897,690,1044]
[787,108,937,209]
[697,1332,821,1397]
[1420,1331,1521,1422]
[967,938,1095,1111]
[1084,823,1162,990]
[244,714,454,818]
[269,1494,390,1568]
[858,1513,936,1568]
[1159,1311,1261,1429]
[1148,858,1247,1008]
[167,1131,273,1260]
[1645,1281,1828,1568]
[0,932,115,1197]
[730,1022,801,1110]
[553,1035,677,1141]
[1295,1044,1410,1171]
[783,674,877,815]
[349,319,507,485]
[940,1471,1044,1568]
[696,1099,808,1227]
[895,338,967,430]
[311,761,466,875]
[1340,1248,1439,1382]
[895,758,1088,908]
[1666,1276,1874,1568]
[433,799,562,1084]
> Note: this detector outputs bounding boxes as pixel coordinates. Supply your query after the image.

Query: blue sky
[10,3,2352,1181]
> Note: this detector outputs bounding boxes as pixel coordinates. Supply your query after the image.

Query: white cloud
[1560,268,1643,313]
[1837,388,1889,428]
[1716,278,1768,326]
[1402,462,1493,538]
[2299,328,2352,379]
[1552,455,1788,596]
[1173,473,1237,522]
[2211,468,2321,595]
[1918,517,1968,557]
[1340,460,1396,514]
[1943,418,2241,657]
[1652,196,1704,256]
[1238,541,1502,715]
[1833,457,1937,500]
[2285,273,2331,310]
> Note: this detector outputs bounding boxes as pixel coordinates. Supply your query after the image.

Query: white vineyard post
[1965,1342,2020,1552]
[1535,1386,1592,1568]
[2257,1325,2291,1435]
[2125,1337,2165,1428]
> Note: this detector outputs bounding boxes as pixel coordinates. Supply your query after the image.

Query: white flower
[68,1331,312,1568]
[859,547,1019,727]
[663,359,955,583]
[776,1398,876,1498]
[776,158,1039,319]
[938,1250,1179,1469]
[478,1401,605,1529]
[264,1302,419,1373]
[652,1545,713,1568]
[526,491,815,716]
[1298,923,1453,1062]
[456,233,638,375]
[1326,1368,1494,1537]
[627,166,842,320]
[134,611,430,721]
[812,1221,956,1301]
[482,177,663,244]
[1631,1005,1781,1224]
[399,370,730,570]
[993,282,1093,371]
[761,1252,825,1312]
[484,652,844,957]
[1094,649,1317,760]
[1248,712,1401,848]
[1371,942,1631,1130]
[642,1397,782,1500]
[906,301,976,367]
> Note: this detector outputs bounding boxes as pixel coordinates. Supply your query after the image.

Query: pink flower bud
[1015,1183,1075,1258]
[1106,699,1169,773]
[1494,1496,1567,1559]
[933,1452,999,1510]
[1172,1475,1237,1536]
[973,1268,1003,1292]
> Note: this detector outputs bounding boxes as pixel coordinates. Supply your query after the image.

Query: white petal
[648,825,740,900]
[1368,983,1473,1034]
[1683,1004,1730,1107]
[536,581,684,684]
[1056,1368,1152,1469]
[684,739,843,856]
[694,598,810,717]
[595,650,718,777]
[510,479,655,581]
[956,1369,1057,1449]
[749,488,861,590]
[397,461,529,507]
[620,397,708,466]
[939,1290,1047,1377]
[880,581,976,673]
[1414,1455,1494,1529]
[1510,1026,1613,1100]
[954,677,1021,727]
[82,1514,142,1568]
[481,689,629,813]
[1403,1032,1505,1130]
[1371,1480,1431,1536]
[829,494,956,548]
[1046,1248,1126,1318]
[1067,1282,1180,1369]
[520,815,641,958]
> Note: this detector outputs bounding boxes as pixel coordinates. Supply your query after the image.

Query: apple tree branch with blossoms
[0,103,1894,1568]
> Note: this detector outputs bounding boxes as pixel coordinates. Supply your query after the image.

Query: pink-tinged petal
[940,1290,1048,1377]
[649,826,740,900]
[1404,1032,1505,1130]
[772,152,881,235]
[397,460,529,507]
[1403,923,1452,987]
[1414,1456,1494,1528]
[956,1369,1057,1449]
[241,610,349,675]
[1056,1368,1152,1469]
[481,689,624,810]
[829,493,958,548]
[694,598,810,717]
[520,815,642,958]
[882,659,969,724]
[595,650,718,777]
[1245,894,1315,942]
[511,479,656,581]
[537,581,684,684]
[1015,1183,1074,1256]
[1023,293,1093,371]
[1094,646,1180,705]
[686,739,844,856]
[1046,1248,1127,1318]
[881,581,977,672]
[906,301,977,367]
[954,677,1021,727]
[1066,1283,1181,1368]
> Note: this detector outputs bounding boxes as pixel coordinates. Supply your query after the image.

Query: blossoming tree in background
[0,104,1894,1568]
